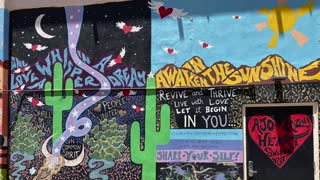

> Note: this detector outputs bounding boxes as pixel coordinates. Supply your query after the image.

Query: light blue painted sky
[151,0,320,71]
[0,8,9,61]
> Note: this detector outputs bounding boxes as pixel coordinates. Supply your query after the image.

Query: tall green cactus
[130,77,171,180]
[45,62,73,143]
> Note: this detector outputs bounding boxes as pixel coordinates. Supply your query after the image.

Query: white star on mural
[60,136,65,141]
[29,167,37,175]
[103,82,108,88]
[72,110,79,117]
[84,122,90,128]
[147,72,154,78]
[70,43,76,49]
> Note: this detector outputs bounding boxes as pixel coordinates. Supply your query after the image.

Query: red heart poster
[248,114,312,168]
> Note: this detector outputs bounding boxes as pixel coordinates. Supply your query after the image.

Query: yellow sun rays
[256,0,313,48]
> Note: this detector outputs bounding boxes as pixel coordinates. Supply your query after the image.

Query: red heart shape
[32,44,38,51]
[248,114,312,168]
[167,48,174,54]
[203,43,208,48]
[123,25,133,34]
[32,98,39,106]
[123,90,130,96]
[158,6,173,19]
[20,68,26,73]
[114,55,122,64]
[182,154,186,157]
[78,91,84,96]
[234,16,239,19]
[135,106,141,113]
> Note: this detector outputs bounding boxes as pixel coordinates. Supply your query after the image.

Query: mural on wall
[6,0,320,180]
[9,1,151,179]
[248,114,312,168]
[155,55,320,88]
[151,0,320,87]
[155,87,245,180]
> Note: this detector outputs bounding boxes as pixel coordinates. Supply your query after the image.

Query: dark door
[246,105,314,180]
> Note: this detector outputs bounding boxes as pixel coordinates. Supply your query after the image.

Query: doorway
[242,103,319,180]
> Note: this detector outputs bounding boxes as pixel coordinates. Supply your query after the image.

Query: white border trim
[242,102,319,180]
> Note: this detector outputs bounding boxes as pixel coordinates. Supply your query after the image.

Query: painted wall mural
[248,114,312,168]
[155,55,320,88]
[151,0,320,87]
[4,0,320,179]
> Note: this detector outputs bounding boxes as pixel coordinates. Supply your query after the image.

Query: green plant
[83,118,127,160]
[11,113,44,154]
[45,62,73,143]
[130,77,171,180]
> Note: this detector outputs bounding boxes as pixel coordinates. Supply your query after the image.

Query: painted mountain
[155,55,320,88]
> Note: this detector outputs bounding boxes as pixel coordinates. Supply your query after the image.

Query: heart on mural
[248,114,312,168]
[31,98,40,106]
[123,25,133,34]
[167,48,174,54]
[32,44,38,51]
[158,6,173,19]
[93,104,102,112]
[202,43,209,48]
[118,109,128,118]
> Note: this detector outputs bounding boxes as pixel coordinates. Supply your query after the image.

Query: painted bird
[116,21,143,34]
[132,105,144,113]
[116,90,137,97]
[162,47,178,54]
[23,43,48,51]
[27,97,45,107]
[108,47,126,67]
[74,89,88,98]
[13,66,31,74]
[13,84,25,95]
[198,40,214,49]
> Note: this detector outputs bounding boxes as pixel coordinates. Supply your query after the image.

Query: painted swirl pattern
[52,6,111,155]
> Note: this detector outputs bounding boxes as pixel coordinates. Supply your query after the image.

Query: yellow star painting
[256,0,313,48]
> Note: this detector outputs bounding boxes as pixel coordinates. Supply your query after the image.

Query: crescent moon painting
[35,14,55,39]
